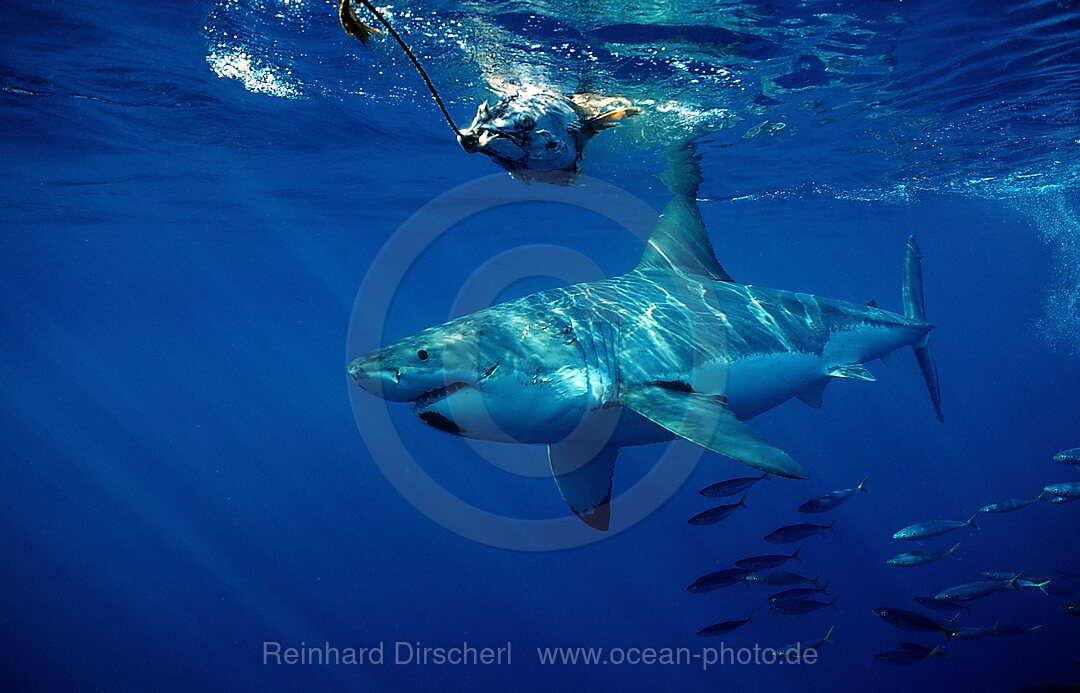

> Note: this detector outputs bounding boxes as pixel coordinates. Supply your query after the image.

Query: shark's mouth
[413,381,468,410]
[413,382,470,436]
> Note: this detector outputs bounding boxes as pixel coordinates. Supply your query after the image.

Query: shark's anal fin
[828,364,876,381]
[620,385,807,479]
[549,441,617,531]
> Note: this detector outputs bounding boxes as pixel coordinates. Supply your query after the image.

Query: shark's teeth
[413,382,467,410]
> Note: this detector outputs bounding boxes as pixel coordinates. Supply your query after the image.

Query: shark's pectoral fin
[797,380,828,408]
[549,441,617,531]
[620,386,807,479]
[828,364,876,381]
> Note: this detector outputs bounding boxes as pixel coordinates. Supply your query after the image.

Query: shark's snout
[348,356,408,401]
[349,352,475,407]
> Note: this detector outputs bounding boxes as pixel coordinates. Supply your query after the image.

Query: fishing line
[343,0,462,137]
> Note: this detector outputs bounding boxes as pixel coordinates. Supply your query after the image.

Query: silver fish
[686,568,751,593]
[994,623,1042,637]
[893,513,978,540]
[734,547,802,571]
[697,610,752,637]
[952,625,998,640]
[914,596,969,612]
[1053,447,1080,465]
[797,477,868,513]
[934,574,1023,602]
[887,542,961,567]
[1059,571,1080,587]
[1044,482,1080,500]
[978,496,1043,513]
[774,626,834,660]
[768,584,830,604]
[874,645,947,665]
[1046,584,1078,598]
[765,520,836,543]
[770,598,837,615]
[746,570,821,587]
[700,472,769,498]
[981,572,1051,593]
[873,607,960,636]
[688,492,748,525]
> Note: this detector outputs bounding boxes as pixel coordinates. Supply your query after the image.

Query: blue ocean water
[3,0,1080,690]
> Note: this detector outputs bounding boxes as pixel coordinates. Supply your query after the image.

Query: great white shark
[348,145,942,531]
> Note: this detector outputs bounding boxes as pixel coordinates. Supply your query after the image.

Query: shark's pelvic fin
[620,385,807,479]
[903,234,944,422]
[828,364,876,381]
[637,140,734,283]
[796,380,829,408]
[549,441,617,531]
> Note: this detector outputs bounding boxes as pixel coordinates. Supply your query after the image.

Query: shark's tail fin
[902,235,944,423]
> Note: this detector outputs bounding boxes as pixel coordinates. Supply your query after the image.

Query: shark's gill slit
[339,0,462,138]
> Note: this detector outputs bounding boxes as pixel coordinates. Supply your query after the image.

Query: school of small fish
[686,472,861,655]
[873,446,1079,675]
[685,446,1079,675]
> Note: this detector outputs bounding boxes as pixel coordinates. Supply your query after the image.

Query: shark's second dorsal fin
[636,140,734,283]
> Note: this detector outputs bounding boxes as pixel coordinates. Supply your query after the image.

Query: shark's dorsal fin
[549,441,617,531]
[636,140,734,283]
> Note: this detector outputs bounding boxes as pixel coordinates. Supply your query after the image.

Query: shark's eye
[417,349,429,361]
[518,114,534,128]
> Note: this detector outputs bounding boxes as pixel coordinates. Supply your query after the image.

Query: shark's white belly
[599,352,828,448]
[717,352,827,420]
